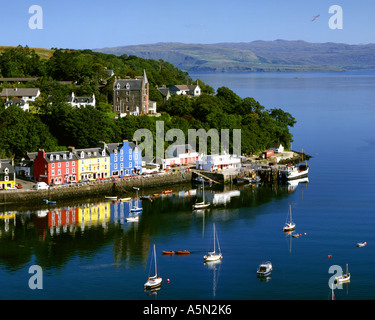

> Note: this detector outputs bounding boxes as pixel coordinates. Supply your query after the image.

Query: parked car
[33,182,49,190]
[15,183,23,189]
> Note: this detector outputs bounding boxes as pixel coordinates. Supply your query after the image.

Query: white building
[169,84,201,97]
[196,153,241,172]
[68,92,96,108]
[270,143,284,153]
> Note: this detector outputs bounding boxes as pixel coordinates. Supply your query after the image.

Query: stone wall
[0,171,192,205]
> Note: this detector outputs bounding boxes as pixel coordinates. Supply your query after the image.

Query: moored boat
[357,242,367,247]
[257,261,272,277]
[335,264,350,283]
[162,250,175,255]
[283,205,296,232]
[204,223,223,262]
[162,190,172,194]
[279,163,309,180]
[144,244,162,289]
[175,250,190,255]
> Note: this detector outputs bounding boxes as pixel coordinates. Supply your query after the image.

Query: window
[52,170,55,176]
[56,155,60,160]
[50,155,53,161]
[52,163,55,168]
[80,151,84,158]
[134,153,138,160]
[58,162,61,168]
[120,156,123,161]
[66,162,69,167]
[63,154,66,160]
[58,169,61,175]
[129,155,132,161]
[114,156,117,162]
[114,163,117,170]
[72,161,75,166]
[129,162,132,168]
[72,168,75,173]
[66,168,69,174]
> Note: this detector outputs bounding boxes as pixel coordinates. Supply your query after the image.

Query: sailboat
[130,187,143,213]
[283,204,296,232]
[193,179,210,210]
[204,223,223,262]
[144,244,162,289]
[335,264,350,284]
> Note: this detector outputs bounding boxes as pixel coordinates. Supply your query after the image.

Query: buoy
[328,255,332,258]
[167,278,170,283]
[304,233,307,235]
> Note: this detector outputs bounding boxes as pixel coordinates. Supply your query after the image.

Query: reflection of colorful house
[70,146,110,181]
[102,140,142,177]
[33,149,79,185]
[0,159,16,190]
[78,202,110,227]
[48,207,79,229]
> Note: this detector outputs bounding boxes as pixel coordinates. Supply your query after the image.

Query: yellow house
[72,147,110,181]
[0,159,16,190]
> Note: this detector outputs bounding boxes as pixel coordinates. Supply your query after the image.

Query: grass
[0,46,54,59]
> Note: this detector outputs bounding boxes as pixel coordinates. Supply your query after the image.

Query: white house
[0,87,40,103]
[68,92,96,108]
[169,84,201,97]
[196,153,241,172]
[270,143,284,153]
[4,98,30,112]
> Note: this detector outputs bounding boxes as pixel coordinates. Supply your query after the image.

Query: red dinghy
[175,250,190,255]
[162,250,175,255]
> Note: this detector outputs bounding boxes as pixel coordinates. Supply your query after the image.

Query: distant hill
[94,40,375,72]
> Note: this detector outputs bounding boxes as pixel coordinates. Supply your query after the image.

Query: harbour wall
[0,171,192,206]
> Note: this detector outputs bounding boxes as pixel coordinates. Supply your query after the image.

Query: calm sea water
[1,71,374,300]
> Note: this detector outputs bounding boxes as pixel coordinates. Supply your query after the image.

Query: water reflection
[0,182,300,274]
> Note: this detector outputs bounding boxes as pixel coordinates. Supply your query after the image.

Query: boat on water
[105,196,117,201]
[357,242,367,247]
[175,250,190,255]
[283,204,296,232]
[125,215,139,222]
[204,223,223,262]
[119,197,131,202]
[335,264,350,283]
[162,250,175,255]
[144,244,162,289]
[279,163,309,180]
[162,190,172,194]
[43,199,56,205]
[193,180,210,210]
[257,261,272,277]
[130,187,143,213]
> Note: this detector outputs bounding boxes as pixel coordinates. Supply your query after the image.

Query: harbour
[0,71,374,300]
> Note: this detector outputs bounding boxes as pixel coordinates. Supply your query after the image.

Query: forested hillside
[0,46,296,160]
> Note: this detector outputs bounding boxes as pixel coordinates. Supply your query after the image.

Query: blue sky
[1,0,374,49]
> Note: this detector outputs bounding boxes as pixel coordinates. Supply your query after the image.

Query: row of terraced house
[31,140,142,186]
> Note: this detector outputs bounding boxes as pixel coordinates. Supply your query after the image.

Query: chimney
[68,146,75,153]
[98,141,107,150]
[38,149,46,159]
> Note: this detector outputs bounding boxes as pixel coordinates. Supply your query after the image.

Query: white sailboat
[144,244,162,289]
[193,179,210,210]
[204,223,223,262]
[335,264,350,284]
[130,187,143,213]
[283,204,296,232]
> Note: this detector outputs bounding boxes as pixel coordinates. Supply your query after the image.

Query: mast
[202,180,205,203]
[213,223,216,254]
[154,244,157,277]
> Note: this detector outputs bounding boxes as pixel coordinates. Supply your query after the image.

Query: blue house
[100,140,142,177]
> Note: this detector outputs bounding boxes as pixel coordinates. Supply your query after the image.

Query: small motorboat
[175,250,190,255]
[162,190,172,194]
[125,215,139,222]
[43,199,56,205]
[119,197,131,202]
[257,261,272,277]
[162,250,175,255]
[105,196,117,201]
[335,264,350,283]
[357,242,367,247]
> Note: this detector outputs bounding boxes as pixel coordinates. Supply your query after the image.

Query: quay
[0,170,192,206]
[0,150,310,206]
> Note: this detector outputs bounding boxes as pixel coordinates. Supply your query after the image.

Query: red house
[33,149,79,185]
